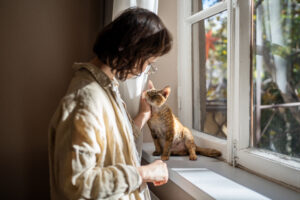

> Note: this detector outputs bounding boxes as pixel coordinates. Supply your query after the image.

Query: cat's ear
[161,86,171,98]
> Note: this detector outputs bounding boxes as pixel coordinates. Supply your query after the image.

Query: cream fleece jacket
[48,63,150,200]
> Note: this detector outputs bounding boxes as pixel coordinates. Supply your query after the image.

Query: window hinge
[232,139,238,167]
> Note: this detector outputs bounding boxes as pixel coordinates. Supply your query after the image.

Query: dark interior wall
[0,0,104,198]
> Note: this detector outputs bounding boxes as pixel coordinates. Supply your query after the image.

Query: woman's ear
[161,86,171,98]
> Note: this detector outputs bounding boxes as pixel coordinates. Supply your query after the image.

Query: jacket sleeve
[59,107,142,199]
[132,122,142,140]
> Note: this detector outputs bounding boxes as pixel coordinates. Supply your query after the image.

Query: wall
[0,0,103,198]
[143,0,178,142]
[0,0,177,198]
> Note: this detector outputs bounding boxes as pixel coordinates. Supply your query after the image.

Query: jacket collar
[72,62,119,90]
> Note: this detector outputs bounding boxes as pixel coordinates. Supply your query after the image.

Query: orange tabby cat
[146,85,221,161]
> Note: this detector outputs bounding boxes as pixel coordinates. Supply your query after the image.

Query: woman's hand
[133,80,154,129]
[137,160,168,186]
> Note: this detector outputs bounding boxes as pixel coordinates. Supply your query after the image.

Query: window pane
[252,0,300,158]
[192,11,227,139]
[192,0,223,15]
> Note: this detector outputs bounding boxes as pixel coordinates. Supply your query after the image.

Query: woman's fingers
[138,159,169,185]
[141,80,153,100]
[148,80,154,89]
[152,160,168,183]
[141,90,148,100]
[153,180,166,186]
[141,80,154,100]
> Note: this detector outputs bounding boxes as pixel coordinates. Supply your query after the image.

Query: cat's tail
[196,146,222,157]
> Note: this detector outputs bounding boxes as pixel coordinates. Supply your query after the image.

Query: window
[178,0,228,160]
[192,11,228,139]
[178,0,300,189]
[192,0,224,14]
[252,0,300,159]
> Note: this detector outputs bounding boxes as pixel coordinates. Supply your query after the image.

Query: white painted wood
[178,0,229,161]
[191,16,206,132]
[192,129,228,159]
[177,0,192,128]
[143,143,300,200]
[178,0,300,189]
[237,149,300,189]
[169,169,214,200]
[226,0,235,165]
[233,0,300,189]
[173,168,270,200]
[186,1,227,24]
[234,0,251,150]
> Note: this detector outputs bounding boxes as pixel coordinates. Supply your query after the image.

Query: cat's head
[145,86,171,107]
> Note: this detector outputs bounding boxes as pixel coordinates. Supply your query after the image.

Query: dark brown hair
[93,7,172,81]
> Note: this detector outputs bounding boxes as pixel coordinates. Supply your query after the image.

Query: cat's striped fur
[146,86,221,161]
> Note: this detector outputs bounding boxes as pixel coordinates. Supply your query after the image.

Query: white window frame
[177,0,300,189]
[178,0,232,162]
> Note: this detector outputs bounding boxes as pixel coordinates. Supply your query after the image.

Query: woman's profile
[48,7,172,200]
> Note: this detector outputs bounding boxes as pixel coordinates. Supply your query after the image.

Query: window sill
[142,143,300,200]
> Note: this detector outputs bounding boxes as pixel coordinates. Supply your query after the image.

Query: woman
[48,7,172,200]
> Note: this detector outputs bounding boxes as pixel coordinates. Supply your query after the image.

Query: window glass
[252,0,300,158]
[192,0,223,15]
[192,11,227,139]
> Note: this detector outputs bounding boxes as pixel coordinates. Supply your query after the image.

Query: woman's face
[127,56,158,79]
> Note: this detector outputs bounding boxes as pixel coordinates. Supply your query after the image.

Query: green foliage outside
[253,0,300,158]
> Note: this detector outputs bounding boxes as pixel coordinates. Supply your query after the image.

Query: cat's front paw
[152,151,161,156]
[161,155,169,161]
[189,155,198,160]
